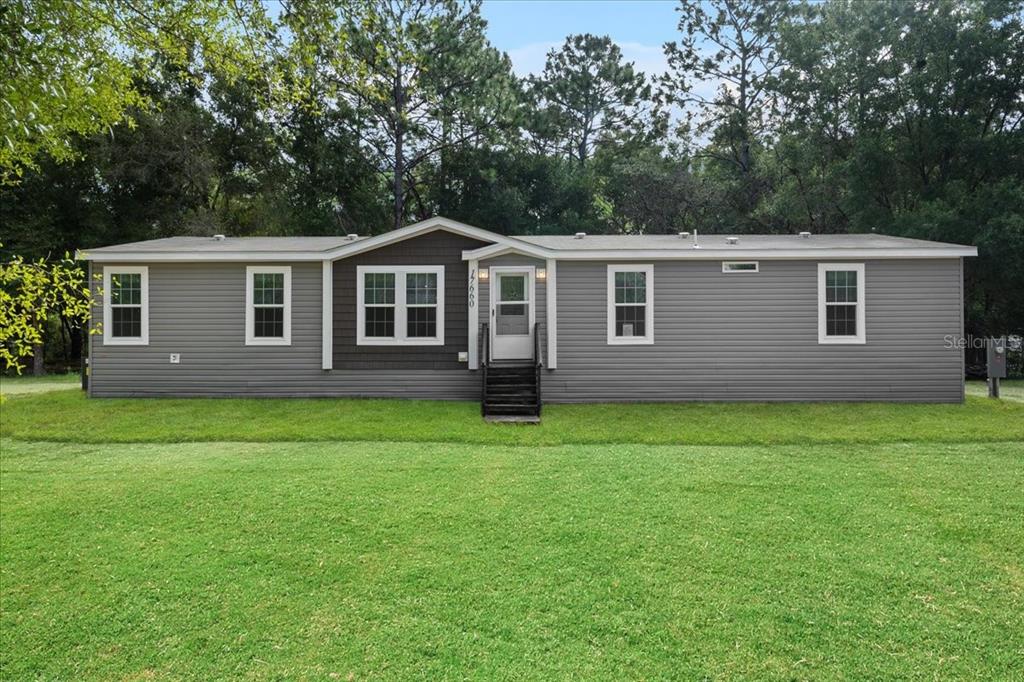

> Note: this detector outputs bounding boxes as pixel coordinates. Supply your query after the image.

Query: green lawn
[3,389,1024,446]
[966,378,1024,402]
[2,391,1022,679]
[0,372,79,397]
[2,438,1022,679]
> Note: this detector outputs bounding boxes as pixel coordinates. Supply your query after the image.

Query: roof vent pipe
[574,232,586,239]
[799,231,812,238]
[692,229,701,249]
[726,237,739,245]
[212,234,226,241]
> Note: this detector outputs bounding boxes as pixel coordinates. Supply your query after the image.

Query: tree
[283,0,517,230]
[767,0,1024,334]
[0,0,276,183]
[660,0,791,225]
[0,249,95,376]
[528,34,656,166]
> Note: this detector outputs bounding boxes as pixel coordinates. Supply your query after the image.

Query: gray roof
[84,231,970,255]
[85,235,366,254]
[514,233,968,251]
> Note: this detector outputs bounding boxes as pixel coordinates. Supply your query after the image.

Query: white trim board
[463,245,978,262]
[322,261,333,369]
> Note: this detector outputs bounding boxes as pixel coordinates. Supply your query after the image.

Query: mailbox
[987,337,1007,379]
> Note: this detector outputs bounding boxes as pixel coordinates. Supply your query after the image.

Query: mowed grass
[3,389,1024,446]
[966,378,1024,402]
[0,372,79,397]
[2,438,1022,680]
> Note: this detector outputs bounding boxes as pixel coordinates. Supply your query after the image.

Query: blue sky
[480,1,681,77]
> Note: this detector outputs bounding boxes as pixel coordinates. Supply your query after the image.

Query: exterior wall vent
[574,232,586,239]
[726,237,739,245]
[799,231,812,238]
[212,234,226,241]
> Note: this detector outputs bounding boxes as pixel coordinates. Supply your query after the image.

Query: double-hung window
[103,266,149,345]
[246,266,291,345]
[818,263,865,344]
[357,265,444,345]
[607,264,654,345]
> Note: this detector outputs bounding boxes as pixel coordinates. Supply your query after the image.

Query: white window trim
[246,266,292,346]
[103,266,149,346]
[722,261,759,273]
[818,262,866,345]
[607,264,654,345]
[356,265,445,346]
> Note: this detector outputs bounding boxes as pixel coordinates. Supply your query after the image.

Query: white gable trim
[324,217,524,262]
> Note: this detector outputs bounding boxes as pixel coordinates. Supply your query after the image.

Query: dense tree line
[2,0,1022,362]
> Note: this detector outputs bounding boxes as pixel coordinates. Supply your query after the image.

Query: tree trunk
[32,342,45,376]
[393,68,405,231]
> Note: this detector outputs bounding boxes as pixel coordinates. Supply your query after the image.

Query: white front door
[490,267,535,360]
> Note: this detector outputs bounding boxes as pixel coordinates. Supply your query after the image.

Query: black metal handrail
[533,321,543,415]
[480,322,489,416]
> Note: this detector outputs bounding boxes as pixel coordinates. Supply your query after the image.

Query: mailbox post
[987,337,1007,398]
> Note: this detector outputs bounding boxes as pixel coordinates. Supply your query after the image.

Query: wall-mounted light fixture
[478,267,489,281]
[536,268,547,281]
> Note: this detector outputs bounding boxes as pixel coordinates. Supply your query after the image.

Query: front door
[490,268,534,360]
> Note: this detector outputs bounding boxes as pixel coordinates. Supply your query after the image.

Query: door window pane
[499,275,526,302]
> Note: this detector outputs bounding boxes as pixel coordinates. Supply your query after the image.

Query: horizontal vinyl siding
[546,258,964,403]
[333,231,490,369]
[90,262,477,398]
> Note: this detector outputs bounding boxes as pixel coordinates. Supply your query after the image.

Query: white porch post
[468,258,479,370]
[546,258,557,369]
[321,260,333,370]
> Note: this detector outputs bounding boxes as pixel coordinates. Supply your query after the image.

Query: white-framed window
[607,264,654,345]
[103,266,149,345]
[356,265,445,345]
[246,266,291,346]
[818,263,865,344]
[722,261,759,273]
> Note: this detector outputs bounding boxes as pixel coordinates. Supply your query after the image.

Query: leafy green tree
[528,34,656,166]
[593,146,720,234]
[0,0,276,184]
[768,0,1024,334]
[660,0,791,227]
[0,248,95,376]
[283,0,517,230]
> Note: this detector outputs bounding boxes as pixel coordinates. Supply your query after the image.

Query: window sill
[246,337,291,346]
[607,337,654,346]
[103,337,148,346]
[818,336,866,345]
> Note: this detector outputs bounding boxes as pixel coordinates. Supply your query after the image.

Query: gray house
[80,217,977,413]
